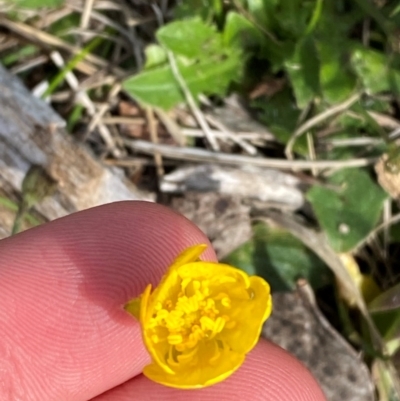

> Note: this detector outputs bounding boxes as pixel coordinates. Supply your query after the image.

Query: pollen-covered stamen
[148,277,237,359]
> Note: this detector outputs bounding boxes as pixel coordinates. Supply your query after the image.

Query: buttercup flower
[125,244,272,389]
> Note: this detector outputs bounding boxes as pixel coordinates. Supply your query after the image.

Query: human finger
[92,340,326,401]
[0,201,216,401]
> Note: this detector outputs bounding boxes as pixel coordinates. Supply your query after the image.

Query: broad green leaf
[124,16,243,109]
[318,41,356,103]
[144,45,167,69]
[372,309,400,343]
[156,17,221,59]
[222,223,333,292]
[307,168,387,252]
[253,87,308,154]
[174,0,222,20]
[274,0,311,38]
[351,46,400,94]
[253,87,300,135]
[223,11,263,49]
[313,3,362,103]
[285,36,320,108]
[245,0,273,26]
[123,53,241,110]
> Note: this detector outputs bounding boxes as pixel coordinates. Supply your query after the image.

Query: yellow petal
[140,284,152,324]
[177,262,250,288]
[222,276,271,354]
[143,344,245,389]
[124,283,152,321]
[125,244,273,389]
[251,276,273,322]
[144,245,208,320]
[171,244,208,267]
[338,253,381,306]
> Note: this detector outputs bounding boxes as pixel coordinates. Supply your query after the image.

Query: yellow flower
[125,244,272,389]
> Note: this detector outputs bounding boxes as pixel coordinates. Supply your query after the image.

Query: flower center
[148,278,236,353]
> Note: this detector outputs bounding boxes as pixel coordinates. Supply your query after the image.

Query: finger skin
[93,340,326,401]
[0,202,326,401]
[0,201,215,401]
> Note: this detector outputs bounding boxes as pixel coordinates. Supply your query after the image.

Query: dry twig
[146,107,164,179]
[126,140,378,170]
[285,93,361,159]
[166,50,220,151]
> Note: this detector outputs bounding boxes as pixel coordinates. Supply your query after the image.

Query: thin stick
[146,107,164,179]
[49,51,120,157]
[10,55,49,74]
[383,199,391,259]
[88,83,121,132]
[154,108,185,146]
[359,212,400,250]
[307,132,317,177]
[126,139,378,170]
[285,93,361,159]
[0,17,124,76]
[323,137,383,147]
[166,51,220,151]
[101,116,145,125]
[181,128,274,141]
[205,114,257,155]
[80,0,96,30]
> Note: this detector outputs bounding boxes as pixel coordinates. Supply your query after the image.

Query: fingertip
[0,201,217,401]
[92,339,326,401]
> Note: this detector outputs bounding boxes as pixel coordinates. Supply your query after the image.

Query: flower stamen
[148,277,237,364]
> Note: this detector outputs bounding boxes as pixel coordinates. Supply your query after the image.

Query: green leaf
[1,45,38,67]
[369,283,400,313]
[253,87,300,134]
[304,0,324,35]
[144,45,167,69]
[307,168,387,252]
[123,53,241,110]
[351,46,400,95]
[43,37,103,97]
[156,17,221,59]
[372,309,400,343]
[373,357,400,401]
[253,87,309,154]
[174,0,222,20]
[223,11,263,49]
[14,0,64,7]
[222,223,333,292]
[124,16,243,110]
[275,0,314,38]
[245,0,274,26]
[285,36,320,108]
[0,196,40,225]
[318,41,356,103]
